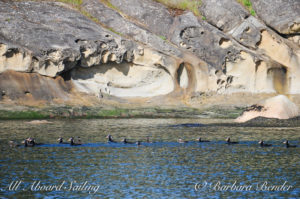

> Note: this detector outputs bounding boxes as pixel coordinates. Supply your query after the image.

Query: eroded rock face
[109,0,173,37]
[235,95,300,122]
[200,0,249,32]
[252,0,300,34]
[0,1,135,77]
[71,48,176,97]
[0,0,300,104]
[0,70,72,102]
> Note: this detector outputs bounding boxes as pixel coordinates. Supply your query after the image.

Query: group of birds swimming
[9,137,82,147]
[180,137,297,148]
[9,135,297,148]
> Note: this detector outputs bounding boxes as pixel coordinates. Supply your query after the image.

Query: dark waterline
[0,118,299,198]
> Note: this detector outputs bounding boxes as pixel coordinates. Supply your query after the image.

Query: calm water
[0,118,299,198]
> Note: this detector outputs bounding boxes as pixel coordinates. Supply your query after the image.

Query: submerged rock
[235,95,300,123]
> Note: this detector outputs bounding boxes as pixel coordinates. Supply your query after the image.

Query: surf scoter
[226,137,239,144]
[258,140,272,147]
[68,137,81,146]
[283,140,297,148]
[106,135,117,143]
[197,137,210,142]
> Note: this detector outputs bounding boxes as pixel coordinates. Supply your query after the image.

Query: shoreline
[0,105,245,120]
[1,105,300,129]
[1,93,300,120]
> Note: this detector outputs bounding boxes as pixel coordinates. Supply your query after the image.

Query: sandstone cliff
[0,0,299,108]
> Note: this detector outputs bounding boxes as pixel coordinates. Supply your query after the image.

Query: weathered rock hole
[267,66,288,94]
[109,53,116,61]
[245,27,250,33]
[75,39,83,43]
[290,22,300,32]
[101,43,107,48]
[255,60,262,72]
[219,38,232,48]
[215,70,223,77]
[71,62,174,97]
[177,63,189,89]
[226,76,233,84]
[4,48,19,58]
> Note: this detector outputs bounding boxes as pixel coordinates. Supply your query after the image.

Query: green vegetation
[56,0,82,6]
[15,0,123,36]
[201,16,206,20]
[107,27,123,36]
[79,9,97,22]
[159,35,167,40]
[100,0,119,11]
[154,0,202,16]
[0,110,48,120]
[97,109,129,117]
[0,106,246,120]
[237,0,256,16]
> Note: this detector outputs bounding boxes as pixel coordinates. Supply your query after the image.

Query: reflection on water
[0,119,299,198]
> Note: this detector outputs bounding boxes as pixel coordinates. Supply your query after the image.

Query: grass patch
[154,0,202,16]
[237,0,256,16]
[56,0,82,6]
[97,109,129,117]
[0,110,48,120]
[202,106,245,119]
[80,9,100,23]
[0,106,245,119]
[100,0,119,11]
[107,27,123,36]
[159,35,167,40]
